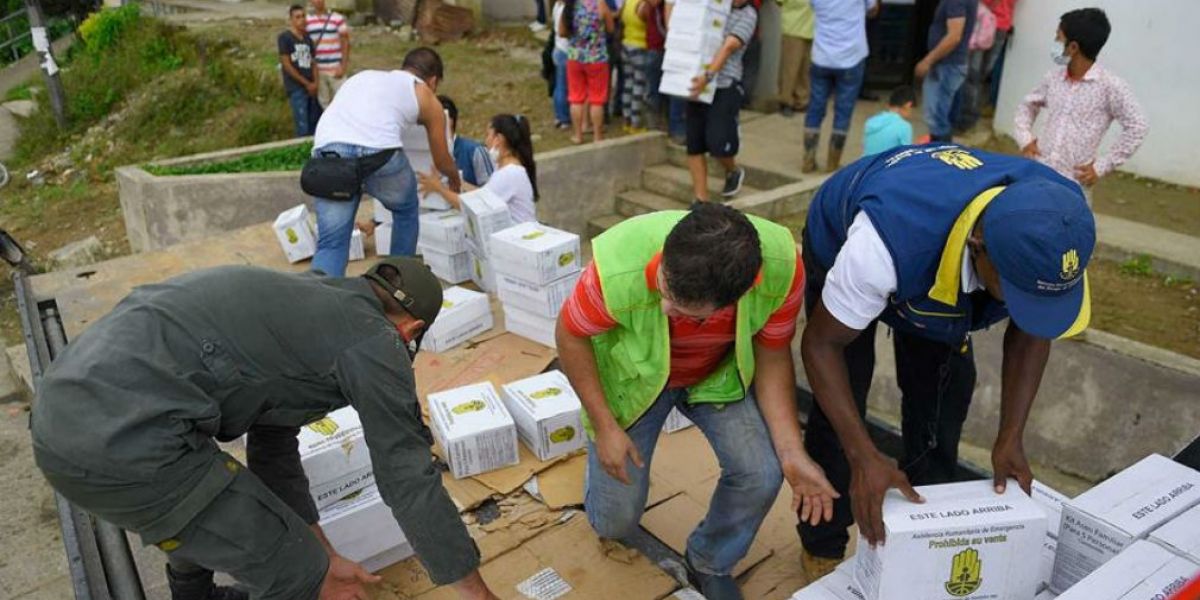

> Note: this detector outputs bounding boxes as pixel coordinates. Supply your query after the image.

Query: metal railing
[0,9,32,64]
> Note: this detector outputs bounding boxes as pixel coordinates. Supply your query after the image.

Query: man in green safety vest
[556,204,838,600]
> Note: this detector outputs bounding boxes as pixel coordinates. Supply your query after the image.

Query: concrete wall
[116,139,313,253]
[794,319,1200,482]
[118,133,666,252]
[994,0,1200,187]
[483,0,535,22]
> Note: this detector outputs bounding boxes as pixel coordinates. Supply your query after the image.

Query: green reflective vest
[586,210,797,435]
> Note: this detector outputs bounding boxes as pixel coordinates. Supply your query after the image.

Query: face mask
[1051,41,1070,65]
[487,145,502,165]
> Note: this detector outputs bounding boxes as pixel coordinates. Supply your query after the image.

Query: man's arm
[801,300,921,546]
[689,9,755,94]
[915,16,965,78]
[1092,79,1148,178]
[245,425,321,525]
[338,21,351,76]
[415,84,463,192]
[337,333,492,598]
[991,321,1050,494]
[1013,72,1049,155]
[280,50,313,88]
[752,341,839,525]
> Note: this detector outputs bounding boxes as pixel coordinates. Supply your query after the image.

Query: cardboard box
[376,222,393,257]
[460,188,512,256]
[423,286,493,354]
[470,250,497,293]
[1039,535,1058,594]
[427,382,520,479]
[348,228,365,262]
[1056,539,1199,600]
[504,304,557,348]
[299,407,375,509]
[488,222,581,286]
[659,69,715,104]
[496,271,580,319]
[1051,454,1200,592]
[1033,480,1071,539]
[1035,591,1057,600]
[663,407,694,433]
[419,244,472,284]
[500,370,585,461]
[854,480,1047,600]
[1150,503,1200,561]
[667,3,729,34]
[665,29,725,58]
[361,540,415,573]
[418,210,469,254]
[663,48,711,75]
[318,484,411,567]
[273,204,317,263]
[406,149,452,211]
[400,109,452,152]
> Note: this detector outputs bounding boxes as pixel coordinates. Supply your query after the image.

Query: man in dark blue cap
[795,143,1095,579]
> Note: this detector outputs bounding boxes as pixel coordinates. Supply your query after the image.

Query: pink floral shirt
[1014,64,1148,185]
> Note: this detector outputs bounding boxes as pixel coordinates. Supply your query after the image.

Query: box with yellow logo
[1150,503,1200,562]
[423,286,493,353]
[428,382,519,479]
[418,210,469,254]
[318,484,414,573]
[1051,454,1200,593]
[461,188,512,257]
[500,370,584,462]
[469,249,497,293]
[299,406,376,510]
[1055,539,1198,600]
[502,304,558,349]
[488,222,581,286]
[418,243,471,284]
[272,204,317,263]
[496,271,580,319]
[1031,480,1071,593]
[854,480,1046,600]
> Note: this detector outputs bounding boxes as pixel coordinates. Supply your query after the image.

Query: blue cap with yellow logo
[982,178,1095,339]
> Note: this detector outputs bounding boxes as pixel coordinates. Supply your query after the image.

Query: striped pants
[621,45,651,129]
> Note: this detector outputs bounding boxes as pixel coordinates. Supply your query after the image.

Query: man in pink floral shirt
[1014,8,1147,196]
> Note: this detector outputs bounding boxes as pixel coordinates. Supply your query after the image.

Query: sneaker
[669,133,687,147]
[685,553,743,600]
[528,21,547,32]
[780,105,795,118]
[721,167,745,198]
[690,198,706,210]
[166,565,249,600]
[555,121,571,130]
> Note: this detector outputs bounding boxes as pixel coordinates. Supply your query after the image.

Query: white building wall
[994,0,1200,187]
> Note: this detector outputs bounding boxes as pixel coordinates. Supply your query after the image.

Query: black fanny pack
[300,148,398,200]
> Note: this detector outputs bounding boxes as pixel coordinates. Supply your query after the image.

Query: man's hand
[1074,161,1099,186]
[306,80,319,97]
[689,74,708,98]
[1022,139,1041,159]
[780,450,841,526]
[913,59,931,80]
[992,438,1033,495]
[334,64,346,78]
[318,555,381,600]
[851,452,923,547]
[595,426,644,485]
[416,168,443,196]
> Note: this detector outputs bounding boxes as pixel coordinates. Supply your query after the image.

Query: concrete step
[615,189,692,218]
[1094,214,1200,282]
[665,143,800,190]
[587,214,626,239]
[641,164,762,203]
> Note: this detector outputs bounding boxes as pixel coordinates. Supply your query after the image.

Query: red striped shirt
[561,251,805,388]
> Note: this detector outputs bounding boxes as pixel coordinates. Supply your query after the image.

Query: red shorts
[566,60,609,106]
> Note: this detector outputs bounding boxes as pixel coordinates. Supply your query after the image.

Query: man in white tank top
[309,47,462,277]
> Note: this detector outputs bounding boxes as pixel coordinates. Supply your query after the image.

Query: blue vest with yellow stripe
[805,144,1082,344]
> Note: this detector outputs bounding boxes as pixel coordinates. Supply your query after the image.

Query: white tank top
[313,70,422,150]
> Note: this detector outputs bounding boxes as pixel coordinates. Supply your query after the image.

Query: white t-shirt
[313,70,421,149]
[822,212,982,330]
[485,164,536,224]
[552,2,569,53]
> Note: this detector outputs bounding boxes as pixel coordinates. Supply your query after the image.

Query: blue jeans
[645,48,665,114]
[584,387,783,576]
[922,61,968,140]
[552,48,571,125]
[669,98,687,137]
[805,59,866,135]
[310,143,419,276]
[288,88,322,137]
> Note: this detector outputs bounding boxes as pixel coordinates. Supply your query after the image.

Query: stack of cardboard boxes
[460,188,513,293]
[299,407,414,571]
[488,222,581,348]
[418,210,472,284]
[423,285,494,354]
[658,0,730,104]
[400,111,455,211]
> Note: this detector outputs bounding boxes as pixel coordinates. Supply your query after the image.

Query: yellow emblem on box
[944,547,983,596]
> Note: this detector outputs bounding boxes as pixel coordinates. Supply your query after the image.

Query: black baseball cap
[363,257,444,325]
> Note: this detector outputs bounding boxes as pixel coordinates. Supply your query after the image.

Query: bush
[144,141,313,176]
[77,4,140,53]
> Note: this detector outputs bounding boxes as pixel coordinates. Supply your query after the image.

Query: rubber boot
[166,564,249,600]
[826,133,847,173]
[802,131,819,173]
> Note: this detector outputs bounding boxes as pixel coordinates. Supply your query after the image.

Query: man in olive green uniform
[32,259,499,600]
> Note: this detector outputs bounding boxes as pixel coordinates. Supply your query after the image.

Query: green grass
[3,82,33,102]
[144,141,312,175]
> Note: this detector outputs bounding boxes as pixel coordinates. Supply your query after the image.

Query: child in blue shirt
[863,86,916,156]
